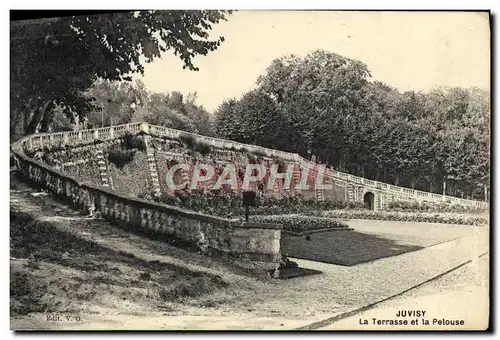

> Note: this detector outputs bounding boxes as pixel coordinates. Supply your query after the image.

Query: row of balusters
[19,158,223,251]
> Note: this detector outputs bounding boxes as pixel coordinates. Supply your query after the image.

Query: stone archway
[364,191,375,210]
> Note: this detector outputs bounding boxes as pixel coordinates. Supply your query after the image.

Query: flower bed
[317,210,488,226]
[386,200,488,214]
[252,215,350,234]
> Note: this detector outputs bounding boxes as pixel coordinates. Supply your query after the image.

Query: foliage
[107,149,136,169]
[155,190,366,219]
[214,90,282,148]
[11,10,231,135]
[252,215,350,233]
[193,141,212,156]
[177,134,197,149]
[50,106,75,132]
[157,190,242,218]
[79,80,215,136]
[386,200,487,214]
[253,150,268,158]
[213,49,490,200]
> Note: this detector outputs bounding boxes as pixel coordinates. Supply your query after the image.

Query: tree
[211,49,490,199]
[256,50,372,162]
[85,79,150,128]
[10,10,232,137]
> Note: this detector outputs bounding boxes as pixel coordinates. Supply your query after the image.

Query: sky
[133,11,490,113]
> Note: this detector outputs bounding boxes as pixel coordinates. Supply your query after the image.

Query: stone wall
[44,144,104,187]
[106,147,154,198]
[323,183,347,201]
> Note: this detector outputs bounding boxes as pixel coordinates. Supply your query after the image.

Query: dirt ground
[9,176,489,330]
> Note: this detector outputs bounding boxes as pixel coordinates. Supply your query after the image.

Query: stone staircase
[146,148,161,197]
[293,164,301,196]
[95,149,111,188]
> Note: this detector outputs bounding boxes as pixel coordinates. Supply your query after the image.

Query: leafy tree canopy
[10,10,231,136]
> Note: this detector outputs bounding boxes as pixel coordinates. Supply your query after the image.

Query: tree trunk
[40,104,55,132]
[22,109,29,132]
[410,176,417,189]
[395,173,400,186]
[25,108,44,135]
[442,177,447,195]
[24,100,52,135]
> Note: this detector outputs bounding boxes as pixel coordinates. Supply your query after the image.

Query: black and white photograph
[9,9,491,331]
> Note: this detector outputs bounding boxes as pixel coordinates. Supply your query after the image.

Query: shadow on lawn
[280,230,424,266]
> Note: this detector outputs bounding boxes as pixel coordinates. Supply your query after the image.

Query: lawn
[10,210,229,317]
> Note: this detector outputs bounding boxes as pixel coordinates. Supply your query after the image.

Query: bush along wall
[319,210,488,226]
[154,190,366,220]
[386,200,488,214]
[107,149,137,169]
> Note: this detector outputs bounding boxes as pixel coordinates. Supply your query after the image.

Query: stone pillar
[140,122,150,134]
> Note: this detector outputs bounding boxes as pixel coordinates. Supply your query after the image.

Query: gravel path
[343,219,481,247]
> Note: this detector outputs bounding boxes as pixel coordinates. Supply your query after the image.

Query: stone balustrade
[308,161,488,209]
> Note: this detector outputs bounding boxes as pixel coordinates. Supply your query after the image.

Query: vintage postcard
[9,10,490,331]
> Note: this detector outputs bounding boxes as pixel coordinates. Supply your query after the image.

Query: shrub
[320,210,488,226]
[107,149,136,169]
[386,200,486,214]
[123,133,147,152]
[247,153,258,164]
[253,150,267,158]
[253,215,350,233]
[274,158,286,171]
[194,141,212,156]
[155,190,363,219]
[178,134,197,149]
[157,276,227,301]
